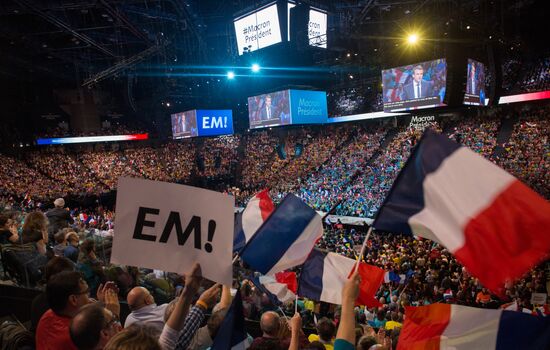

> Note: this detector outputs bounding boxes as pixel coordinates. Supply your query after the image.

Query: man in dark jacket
[46,198,74,242]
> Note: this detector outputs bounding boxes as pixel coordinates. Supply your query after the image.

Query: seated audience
[36,271,91,350]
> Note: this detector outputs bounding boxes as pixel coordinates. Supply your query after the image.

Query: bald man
[249,311,282,349]
[70,304,120,350]
[124,287,168,332]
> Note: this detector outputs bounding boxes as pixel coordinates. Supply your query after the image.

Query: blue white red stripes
[298,249,385,307]
[398,304,550,350]
[373,130,550,293]
[233,190,274,253]
[240,194,322,276]
[36,134,148,145]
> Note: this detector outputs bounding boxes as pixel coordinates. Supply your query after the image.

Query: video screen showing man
[464,59,486,105]
[171,110,198,139]
[382,59,447,112]
[402,65,434,100]
[248,90,291,129]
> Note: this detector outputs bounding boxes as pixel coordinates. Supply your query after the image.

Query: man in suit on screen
[402,65,434,100]
[259,95,274,121]
[467,63,480,95]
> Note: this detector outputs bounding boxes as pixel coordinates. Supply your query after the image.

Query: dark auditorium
[0,1,549,349]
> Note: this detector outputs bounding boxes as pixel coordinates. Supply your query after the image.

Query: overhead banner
[248,89,327,129]
[289,89,328,125]
[287,2,327,48]
[171,110,234,139]
[37,134,149,145]
[234,3,282,55]
[112,177,234,285]
[196,109,234,137]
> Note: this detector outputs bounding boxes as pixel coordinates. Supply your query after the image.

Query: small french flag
[233,189,274,253]
[398,304,550,350]
[240,194,322,276]
[250,273,297,306]
[298,249,385,307]
[373,130,550,293]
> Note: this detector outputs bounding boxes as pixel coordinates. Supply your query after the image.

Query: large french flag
[233,189,275,253]
[373,130,550,293]
[240,194,323,275]
[298,249,385,307]
[398,304,550,350]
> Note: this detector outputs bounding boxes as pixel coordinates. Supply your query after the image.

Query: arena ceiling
[0,0,543,84]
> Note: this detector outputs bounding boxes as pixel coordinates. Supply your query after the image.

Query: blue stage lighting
[227,71,235,79]
[251,63,260,72]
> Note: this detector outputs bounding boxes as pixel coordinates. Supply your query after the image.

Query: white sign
[112,177,234,285]
[530,293,547,305]
[234,3,282,55]
[308,9,327,48]
[287,3,327,48]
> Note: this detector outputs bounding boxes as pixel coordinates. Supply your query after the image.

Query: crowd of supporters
[497,109,549,198]
[327,86,383,117]
[0,107,549,216]
[502,56,550,94]
[0,192,547,349]
[298,126,384,214]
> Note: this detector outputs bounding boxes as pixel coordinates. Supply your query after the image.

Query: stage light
[166,102,170,107]
[227,71,235,79]
[251,63,260,72]
[407,33,419,44]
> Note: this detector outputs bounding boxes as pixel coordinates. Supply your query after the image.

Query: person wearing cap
[46,198,74,242]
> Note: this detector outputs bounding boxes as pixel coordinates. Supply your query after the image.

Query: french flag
[251,273,297,306]
[298,249,385,307]
[233,189,274,253]
[373,130,550,293]
[240,194,322,275]
[398,304,550,350]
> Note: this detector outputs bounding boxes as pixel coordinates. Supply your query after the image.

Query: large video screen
[234,3,282,55]
[248,89,327,129]
[248,90,291,129]
[287,2,327,48]
[171,110,198,139]
[382,58,447,112]
[289,90,327,124]
[464,59,486,106]
[171,110,233,139]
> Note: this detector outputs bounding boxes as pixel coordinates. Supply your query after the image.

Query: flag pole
[278,306,290,321]
[355,226,373,269]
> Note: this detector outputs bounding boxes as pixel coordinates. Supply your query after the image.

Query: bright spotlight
[407,33,419,44]
[251,63,260,72]
[227,71,235,79]
[166,102,170,107]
